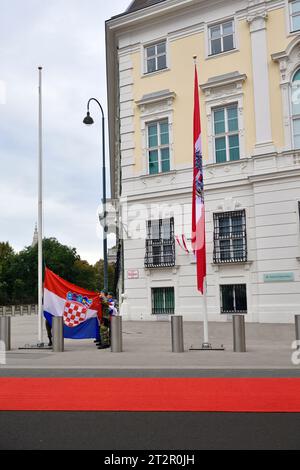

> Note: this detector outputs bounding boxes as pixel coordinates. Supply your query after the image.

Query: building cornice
[200,72,247,92]
[136,90,176,107]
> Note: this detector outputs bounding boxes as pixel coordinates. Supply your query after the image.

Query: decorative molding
[272,37,300,83]
[200,72,247,95]
[136,90,176,109]
[246,10,268,32]
[272,36,300,150]
[215,197,243,212]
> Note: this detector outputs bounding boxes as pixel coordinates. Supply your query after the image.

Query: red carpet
[0,378,299,412]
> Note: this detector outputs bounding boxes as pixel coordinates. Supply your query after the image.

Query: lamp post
[83,98,108,291]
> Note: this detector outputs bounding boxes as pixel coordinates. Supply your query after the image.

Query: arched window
[292,69,300,148]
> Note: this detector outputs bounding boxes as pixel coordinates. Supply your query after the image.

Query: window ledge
[287,31,300,38]
[211,260,253,272]
[145,265,179,275]
[141,170,177,180]
[142,68,170,78]
[205,48,239,61]
[205,157,248,169]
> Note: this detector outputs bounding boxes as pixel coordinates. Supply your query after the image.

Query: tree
[0,242,15,305]
[0,238,116,304]
[94,260,115,294]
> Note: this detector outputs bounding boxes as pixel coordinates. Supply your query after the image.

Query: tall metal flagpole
[190,57,224,352]
[38,66,44,345]
[202,279,209,347]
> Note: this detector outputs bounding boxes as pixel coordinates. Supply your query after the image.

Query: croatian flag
[44,268,101,340]
[192,64,206,294]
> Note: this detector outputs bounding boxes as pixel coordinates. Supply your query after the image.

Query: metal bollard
[233,315,246,352]
[171,316,184,353]
[111,316,122,353]
[0,317,11,351]
[295,315,300,349]
[52,317,64,352]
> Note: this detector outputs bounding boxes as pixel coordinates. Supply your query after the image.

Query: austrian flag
[192,65,206,294]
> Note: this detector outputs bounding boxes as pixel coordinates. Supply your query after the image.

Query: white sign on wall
[127,270,139,280]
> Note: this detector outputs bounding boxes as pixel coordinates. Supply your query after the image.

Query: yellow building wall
[131,10,287,173]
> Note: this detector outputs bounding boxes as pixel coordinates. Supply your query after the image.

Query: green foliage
[0,238,115,305]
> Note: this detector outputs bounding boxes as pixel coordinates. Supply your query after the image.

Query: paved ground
[0,316,299,372]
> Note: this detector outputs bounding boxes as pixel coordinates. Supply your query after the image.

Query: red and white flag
[191,65,206,294]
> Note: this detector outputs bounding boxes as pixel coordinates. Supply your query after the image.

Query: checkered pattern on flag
[192,65,206,294]
[63,301,88,328]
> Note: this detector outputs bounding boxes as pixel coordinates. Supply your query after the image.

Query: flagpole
[190,57,224,352]
[38,66,44,345]
[203,278,209,347]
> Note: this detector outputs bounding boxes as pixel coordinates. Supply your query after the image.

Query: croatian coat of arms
[63,292,93,328]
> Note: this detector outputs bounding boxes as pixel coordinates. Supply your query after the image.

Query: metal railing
[213,210,248,264]
[145,240,176,268]
[0,305,38,316]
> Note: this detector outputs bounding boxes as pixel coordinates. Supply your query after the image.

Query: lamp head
[83,111,94,125]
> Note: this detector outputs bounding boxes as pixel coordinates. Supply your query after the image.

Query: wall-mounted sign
[263,272,295,283]
[127,270,139,280]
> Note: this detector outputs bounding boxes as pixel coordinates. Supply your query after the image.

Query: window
[209,20,235,56]
[145,41,167,74]
[145,218,175,268]
[152,287,175,315]
[220,285,247,314]
[213,210,247,264]
[290,0,300,32]
[147,120,170,174]
[292,69,300,148]
[213,104,240,163]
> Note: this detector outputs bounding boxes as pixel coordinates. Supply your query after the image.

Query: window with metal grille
[213,210,247,263]
[220,284,247,314]
[147,120,170,175]
[152,287,175,315]
[209,20,235,56]
[145,41,167,74]
[289,0,300,32]
[145,218,175,268]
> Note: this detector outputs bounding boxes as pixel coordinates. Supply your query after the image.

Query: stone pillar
[247,10,274,155]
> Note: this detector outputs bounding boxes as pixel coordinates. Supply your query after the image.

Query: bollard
[233,315,246,353]
[171,316,184,353]
[0,317,11,351]
[52,317,64,352]
[295,315,300,349]
[111,316,122,353]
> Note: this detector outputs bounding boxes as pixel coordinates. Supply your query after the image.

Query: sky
[0,0,130,264]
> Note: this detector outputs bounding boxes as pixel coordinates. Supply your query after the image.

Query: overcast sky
[0,0,130,264]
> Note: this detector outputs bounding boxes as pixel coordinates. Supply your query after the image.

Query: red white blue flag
[43,268,102,339]
[192,65,206,294]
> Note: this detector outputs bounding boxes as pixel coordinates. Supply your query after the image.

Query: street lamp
[83,98,108,291]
